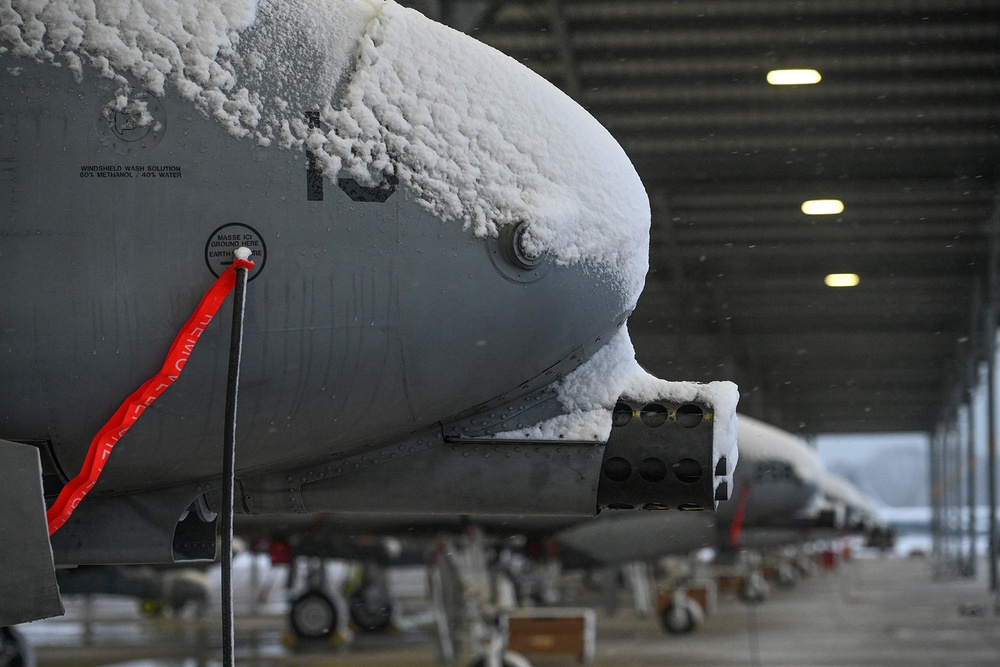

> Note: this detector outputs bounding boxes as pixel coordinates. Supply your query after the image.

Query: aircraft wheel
[348,586,393,632]
[660,598,704,635]
[289,589,337,640]
[739,573,770,604]
[0,626,34,667]
[468,651,533,667]
[776,563,797,589]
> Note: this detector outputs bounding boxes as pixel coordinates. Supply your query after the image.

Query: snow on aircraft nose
[0,0,744,630]
[228,1,738,509]
[225,0,653,307]
[0,0,736,514]
[2,1,649,296]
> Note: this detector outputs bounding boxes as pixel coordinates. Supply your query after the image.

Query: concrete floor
[593,555,1000,667]
[17,555,1000,667]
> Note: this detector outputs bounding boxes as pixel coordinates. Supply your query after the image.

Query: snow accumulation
[0,0,648,299]
[822,471,877,516]
[1,1,738,474]
[737,414,823,484]
[497,326,740,481]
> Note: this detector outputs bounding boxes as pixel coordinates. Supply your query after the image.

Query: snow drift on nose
[1,0,649,303]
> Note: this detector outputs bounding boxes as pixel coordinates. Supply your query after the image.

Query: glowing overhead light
[767,69,822,85]
[825,273,860,288]
[801,199,844,215]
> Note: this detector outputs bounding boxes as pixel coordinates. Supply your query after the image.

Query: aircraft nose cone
[311,2,652,309]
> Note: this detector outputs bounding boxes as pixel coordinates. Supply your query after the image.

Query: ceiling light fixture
[767,69,822,85]
[825,273,860,288]
[801,199,844,215]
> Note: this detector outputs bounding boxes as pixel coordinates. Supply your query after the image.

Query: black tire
[660,602,699,635]
[775,564,797,589]
[289,589,337,640]
[348,586,393,632]
[467,656,528,667]
[739,575,769,604]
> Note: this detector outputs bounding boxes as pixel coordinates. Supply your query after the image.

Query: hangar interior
[403,0,1000,584]
[4,3,1000,664]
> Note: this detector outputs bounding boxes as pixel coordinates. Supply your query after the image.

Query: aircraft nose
[228,2,649,307]
[306,2,652,310]
[279,3,659,423]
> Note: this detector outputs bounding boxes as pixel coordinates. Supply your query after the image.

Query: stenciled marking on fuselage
[204,222,267,280]
[78,164,183,179]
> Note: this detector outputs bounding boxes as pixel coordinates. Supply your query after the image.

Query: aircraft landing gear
[775,561,797,589]
[348,584,393,632]
[467,651,533,667]
[289,588,338,640]
[431,529,534,667]
[660,590,705,635]
[0,626,34,667]
[346,563,394,632]
[738,571,770,604]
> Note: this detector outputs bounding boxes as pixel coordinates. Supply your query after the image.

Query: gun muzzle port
[675,404,705,428]
[602,456,632,482]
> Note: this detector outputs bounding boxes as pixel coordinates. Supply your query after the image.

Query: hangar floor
[19,555,1000,667]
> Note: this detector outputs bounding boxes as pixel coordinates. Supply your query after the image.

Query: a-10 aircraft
[0,0,738,627]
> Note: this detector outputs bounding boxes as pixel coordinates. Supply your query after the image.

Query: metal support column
[944,420,962,577]
[989,323,998,595]
[930,426,942,570]
[944,420,955,571]
[987,194,1000,597]
[932,412,963,578]
[956,414,966,570]
[945,418,960,574]
[967,392,978,576]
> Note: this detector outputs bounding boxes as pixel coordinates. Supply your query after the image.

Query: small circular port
[673,458,703,484]
[674,404,705,428]
[603,456,632,482]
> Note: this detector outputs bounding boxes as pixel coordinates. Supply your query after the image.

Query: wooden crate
[715,573,747,595]
[502,608,595,664]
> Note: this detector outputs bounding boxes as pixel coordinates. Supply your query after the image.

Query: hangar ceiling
[408,0,1000,436]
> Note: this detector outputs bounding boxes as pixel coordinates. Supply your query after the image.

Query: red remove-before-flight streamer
[46,257,255,536]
